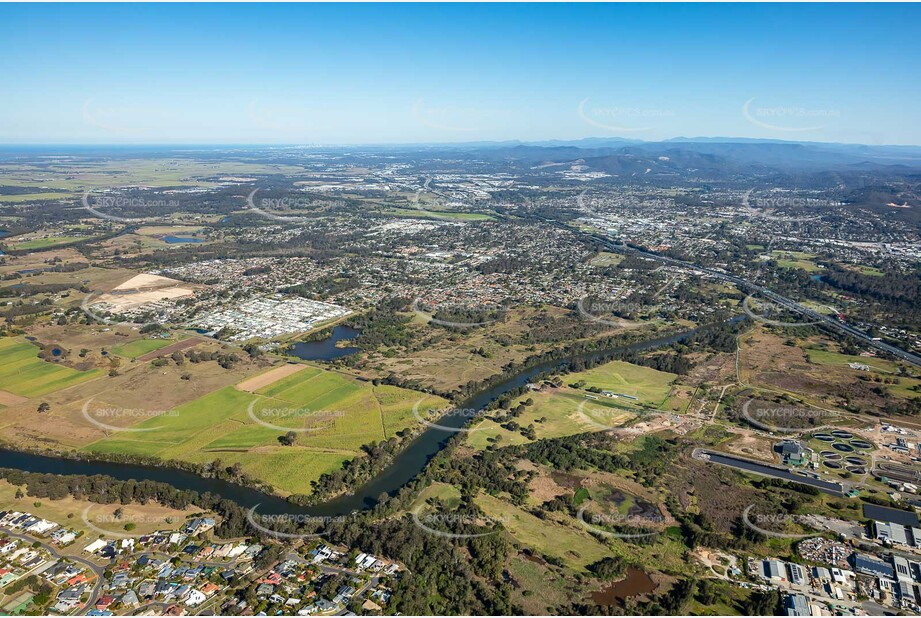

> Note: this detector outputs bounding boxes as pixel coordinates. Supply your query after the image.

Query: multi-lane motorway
[564,222,921,368]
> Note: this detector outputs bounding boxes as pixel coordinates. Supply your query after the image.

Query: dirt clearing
[235,363,306,392]
[136,338,201,362]
[0,390,29,406]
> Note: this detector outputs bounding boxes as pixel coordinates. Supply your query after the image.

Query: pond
[591,567,658,604]
[162,236,206,244]
[288,325,361,361]
[0,319,746,520]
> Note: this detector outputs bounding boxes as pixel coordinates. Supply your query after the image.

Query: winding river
[0,318,742,518]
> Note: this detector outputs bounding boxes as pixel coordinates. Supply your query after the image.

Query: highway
[555,220,921,368]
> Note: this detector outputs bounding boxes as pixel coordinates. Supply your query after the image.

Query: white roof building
[84,539,107,554]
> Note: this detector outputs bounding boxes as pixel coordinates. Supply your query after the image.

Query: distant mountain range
[445,138,921,172]
[3,138,921,173]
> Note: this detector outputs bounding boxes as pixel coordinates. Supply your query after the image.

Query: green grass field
[771,250,821,272]
[381,208,495,221]
[111,338,174,359]
[467,360,673,450]
[410,482,463,511]
[806,347,920,400]
[805,347,901,374]
[0,337,101,397]
[467,390,636,450]
[0,192,73,204]
[83,365,447,495]
[564,360,677,406]
[845,264,885,277]
[5,236,88,250]
[475,492,610,571]
[588,252,624,267]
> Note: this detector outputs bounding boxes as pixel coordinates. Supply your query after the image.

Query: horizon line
[1,136,920,149]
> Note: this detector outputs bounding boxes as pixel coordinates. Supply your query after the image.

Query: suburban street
[560,221,921,368]
[0,527,105,615]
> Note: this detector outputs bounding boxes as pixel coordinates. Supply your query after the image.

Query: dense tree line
[0,282,76,298]
[345,295,415,350]
[282,273,361,299]
[0,466,519,615]
[823,265,920,306]
[294,431,418,505]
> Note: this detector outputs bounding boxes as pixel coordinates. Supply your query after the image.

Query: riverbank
[0,318,745,518]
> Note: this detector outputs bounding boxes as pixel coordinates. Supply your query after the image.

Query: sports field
[111,338,175,359]
[771,250,821,272]
[0,337,101,397]
[589,251,624,267]
[83,364,446,495]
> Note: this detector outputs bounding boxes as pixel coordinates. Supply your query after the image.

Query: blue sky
[1,3,918,145]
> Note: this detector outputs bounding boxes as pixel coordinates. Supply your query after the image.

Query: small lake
[0,318,745,521]
[592,567,658,604]
[162,236,205,244]
[288,325,361,361]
